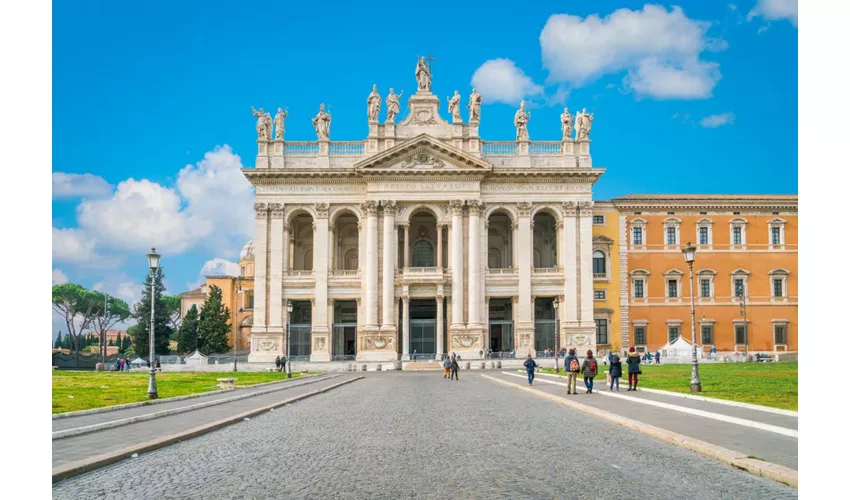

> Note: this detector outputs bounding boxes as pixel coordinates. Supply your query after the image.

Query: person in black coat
[626,346,642,391]
[450,355,460,381]
[275,356,281,372]
[609,354,623,391]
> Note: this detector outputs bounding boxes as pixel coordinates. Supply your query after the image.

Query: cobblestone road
[53,373,796,500]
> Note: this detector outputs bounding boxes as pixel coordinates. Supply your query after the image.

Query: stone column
[578,201,596,330]
[562,202,579,329]
[467,200,483,333]
[436,293,444,359]
[449,200,465,331]
[402,295,410,360]
[252,203,268,333]
[311,203,330,361]
[362,201,379,329]
[436,224,444,269]
[403,224,410,268]
[267,203,285,332]
[282,223,290,272]
[516,202,533,355]
[381,201,397,332]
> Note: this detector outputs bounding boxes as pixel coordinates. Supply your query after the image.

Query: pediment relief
[354,133,492,174]
[396,148,447,169]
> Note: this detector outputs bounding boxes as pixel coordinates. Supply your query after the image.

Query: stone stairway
[404,361,443,371]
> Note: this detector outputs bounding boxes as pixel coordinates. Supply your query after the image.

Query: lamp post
[682,242,702,393]
[146,247,161,399]
[553,298,560,373]
[234,281,242,372]
[739,294,749,359]
[286,301,293,378]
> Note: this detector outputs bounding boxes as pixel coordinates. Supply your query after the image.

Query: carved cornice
[254,202,268,219]
[449,200,465,215]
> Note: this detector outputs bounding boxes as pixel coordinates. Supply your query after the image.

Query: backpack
[590,360,597,373]
[569,358,579,372]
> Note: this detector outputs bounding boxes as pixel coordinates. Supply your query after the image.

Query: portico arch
[532,209,559,268]
[487,210,514,269]
[332,208,360,271]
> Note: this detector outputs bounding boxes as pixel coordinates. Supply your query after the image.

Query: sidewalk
[53,374,361,475]
[488,370,797,470]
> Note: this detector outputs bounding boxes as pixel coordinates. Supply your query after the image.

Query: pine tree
[54,332,63,349]
[177,304,200,354]
[197,285,232,354]
[131,267,173,356]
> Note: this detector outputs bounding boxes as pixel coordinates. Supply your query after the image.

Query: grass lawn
[52,371,311,414]
[540,362,798,411]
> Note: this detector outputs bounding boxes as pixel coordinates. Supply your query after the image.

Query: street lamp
[286,301,293,378]
[146,247,161,399]
[682,242,702,392]
[234,282,242,373]
[739,296,749,359]
[553,298,560,373]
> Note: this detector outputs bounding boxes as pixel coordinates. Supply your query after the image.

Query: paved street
[53,372,797,499]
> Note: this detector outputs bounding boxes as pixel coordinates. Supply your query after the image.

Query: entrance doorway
[489,298,514,355]
[409,299,436,357]
[289,300,312,360]
[332,300,357,360]
[534,297,557,353]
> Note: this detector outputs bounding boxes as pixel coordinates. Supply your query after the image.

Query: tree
[131,267,172,356]
[52,284,101,352]
[122,333,132,352]
[177,304,200,354]
[91,292,131,360]
[197,285,231,354]
[163,295,183,331]
[54,331,63,349]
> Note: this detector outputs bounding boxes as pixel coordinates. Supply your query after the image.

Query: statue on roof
[312,103,331,140]
[385,88,403,124]
[514,100,530,141]
[468,88,482,122]
[447,90,462,124]
[415,56,432,92]
[574,108,594,140]
[252,106,272,141]
[274,107,288,140]
[560,107,572,140]
[367,84,381,122]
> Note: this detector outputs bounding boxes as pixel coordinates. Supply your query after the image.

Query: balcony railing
[487,267,517,276]
[330,269,359,277]
[593,273,607,279]
[284,142,320,156]
[403,267,442,274]
[329,141,365,156]
[482,142,517,156]
[285,269,315,277]
[532,266,562,274]
[529,142,562,156]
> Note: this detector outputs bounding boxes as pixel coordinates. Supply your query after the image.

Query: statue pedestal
[576,139,592,168]
[318,139,330,168]
[255,140,269,169]
[517,140,531,168]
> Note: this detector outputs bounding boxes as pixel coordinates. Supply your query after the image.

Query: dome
[239,239,255,260]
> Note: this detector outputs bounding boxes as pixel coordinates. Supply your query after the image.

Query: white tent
[185,350,208,366]
[659,336,702,358]
[130,357,147,366]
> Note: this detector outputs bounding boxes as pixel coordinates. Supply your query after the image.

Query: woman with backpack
[523,354,538,386]
[626,346,642,391]
[580,350,598,394]
[564,348,580,395]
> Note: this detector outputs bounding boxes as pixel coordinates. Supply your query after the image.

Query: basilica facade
[243,68,603,362]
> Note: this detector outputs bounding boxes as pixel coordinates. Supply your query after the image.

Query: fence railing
[329,141,365,156]
[284,142,320,156]
[529,142,562,155]
[482,142,517,156]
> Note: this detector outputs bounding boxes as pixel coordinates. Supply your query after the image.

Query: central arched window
[412,240,434,267]
[593,250,606,276]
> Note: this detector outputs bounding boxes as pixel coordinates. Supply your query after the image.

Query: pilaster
[578,201,595,330]
[267,203,285,333]
[380,200,397,333]
[252,203,269,333]
[402,293,410,360]
[361,201,380,331]
[516,201,534,356]
[449,200,465,334]
[466,200,484,339]
[311,203,331,362]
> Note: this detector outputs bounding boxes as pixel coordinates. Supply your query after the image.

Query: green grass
[540,362,798,411]
[52,371,313,414]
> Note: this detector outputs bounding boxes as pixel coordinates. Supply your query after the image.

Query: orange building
[612,195,797,354]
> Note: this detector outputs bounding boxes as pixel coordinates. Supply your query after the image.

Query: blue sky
[51,0,798,331]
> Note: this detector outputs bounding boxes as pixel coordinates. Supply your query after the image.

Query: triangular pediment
[354,134,493,175]
[592,235,615,244]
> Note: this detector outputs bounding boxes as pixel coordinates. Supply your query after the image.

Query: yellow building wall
[592,203,621,352]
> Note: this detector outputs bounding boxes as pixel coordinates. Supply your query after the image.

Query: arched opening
[291,213,314,271]
[406,210,439,268]
[533,212,558,268]
[487,211,513,268]
[334,212,359,270]
[593,250,606,277]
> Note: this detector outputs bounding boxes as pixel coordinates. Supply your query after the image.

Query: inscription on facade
[371,182,479,192]
[257,185,365,194]
[481,184,589,193]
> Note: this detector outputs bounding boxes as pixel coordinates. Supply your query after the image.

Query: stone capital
[381,200,396,216]
[578,200,594,217]
[466,200,484,216]
[268,203,285,219]
[314,202,330,219]
[254,202,268,219]
[449,199,465,216]
[562,201,578,217]
[361,200,379,217]
[517,201,532,217]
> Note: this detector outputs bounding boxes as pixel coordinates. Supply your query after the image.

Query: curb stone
[52,376,363,483]
[53,374,340,439]
[480,374,798,489]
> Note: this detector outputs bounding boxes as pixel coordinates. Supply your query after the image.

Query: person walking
[655,351,661,365]
[443,355,451,379]
[609,354,622,391]
[523,354,538,386]
[450,355,460,381]
[626,346,642,391]
[564,348,580,394]
[580,350,598,394]
[275,355,281,372]
[412,349,417,361]
[280,355,287,373]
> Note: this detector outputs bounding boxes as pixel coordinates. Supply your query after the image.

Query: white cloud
[53,172,113,199]
[748,0,797,27]
[700,112,736,128]
[92,277,143,307]
[53,227,97,263]
[52,268,69,285]
[470,58,544,105]
[187,257,240,290]
[539,5,723,100]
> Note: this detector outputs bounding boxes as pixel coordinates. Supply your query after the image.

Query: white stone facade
[246,72,603,363]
